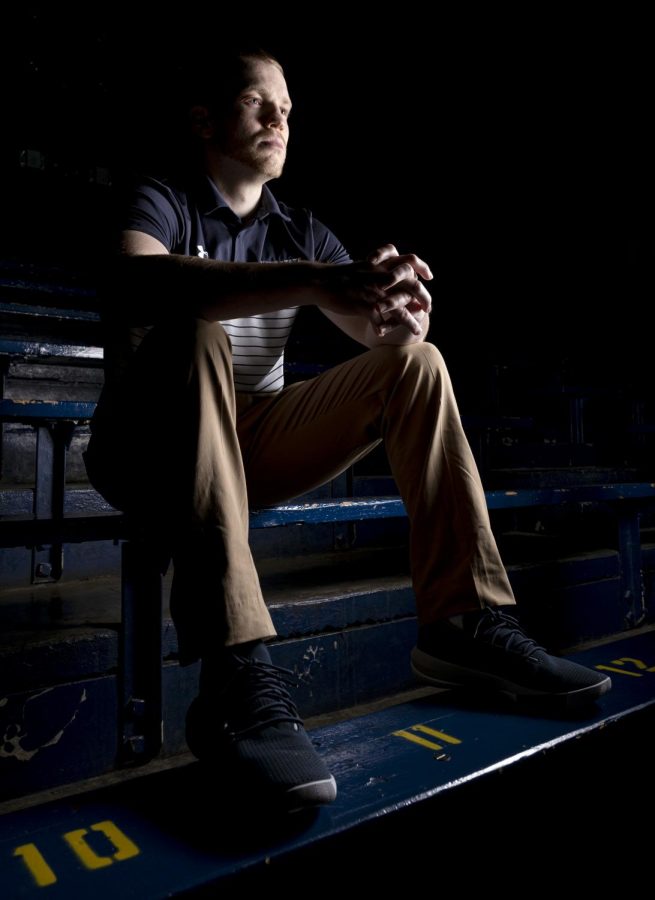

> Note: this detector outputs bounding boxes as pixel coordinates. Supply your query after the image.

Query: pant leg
[85,318,276,663]
[237,341,516,623]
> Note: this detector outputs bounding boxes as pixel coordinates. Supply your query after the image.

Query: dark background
[2,9,652,392]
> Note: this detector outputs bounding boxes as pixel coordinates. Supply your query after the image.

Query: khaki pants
[86,318,515,663]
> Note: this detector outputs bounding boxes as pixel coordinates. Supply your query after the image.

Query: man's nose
[264,106,285,128]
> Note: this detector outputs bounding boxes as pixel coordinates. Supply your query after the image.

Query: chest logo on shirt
[196,245,209,259]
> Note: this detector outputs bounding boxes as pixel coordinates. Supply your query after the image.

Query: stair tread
[0,543,640,650]
[1,628,654,896]
[0,548,412,641]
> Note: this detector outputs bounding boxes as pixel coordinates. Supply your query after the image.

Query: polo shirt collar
[198,175,291,223]
[259,185,291,222]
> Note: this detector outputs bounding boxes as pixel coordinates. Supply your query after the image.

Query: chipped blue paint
[0,339,102,359]
[0,298,98,316]
[0,400,97,421]
[249,498,407,526]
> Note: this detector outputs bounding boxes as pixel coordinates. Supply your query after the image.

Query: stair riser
[0,620,417,803]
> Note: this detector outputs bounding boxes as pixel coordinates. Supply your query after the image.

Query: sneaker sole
[411,648,612,709]
[284,775,337,813]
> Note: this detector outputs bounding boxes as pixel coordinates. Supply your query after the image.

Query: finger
[404,278,431,313]
[374,251,434,280]
[371,303,404,337]
[378,280,432,314]
[376,323,398,337]
[397,253,433,281]
[358,282,390,305]
[383,305,426,328]
[380,261,417,290]
[404,307,427,324]
[405,299,428,317]
[390,305,423,335]
[376,302,423,336]
[378,316,425,339]
[368,243,398,265]
[412,281,432,313]
[371,304,386,332]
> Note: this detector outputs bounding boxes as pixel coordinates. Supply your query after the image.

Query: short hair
[188,47,284,120]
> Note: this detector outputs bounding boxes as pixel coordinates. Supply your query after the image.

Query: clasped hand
[367,243,433,337]
[325,244,433,338]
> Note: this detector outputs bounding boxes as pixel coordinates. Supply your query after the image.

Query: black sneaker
[411,608,612,708]
[186,646,336,812]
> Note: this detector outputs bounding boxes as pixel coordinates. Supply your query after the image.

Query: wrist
[289,261,344,308]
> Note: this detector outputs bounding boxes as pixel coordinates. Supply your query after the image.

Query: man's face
[217,59,291,180]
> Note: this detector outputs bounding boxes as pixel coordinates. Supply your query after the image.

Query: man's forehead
[241,60,291,104]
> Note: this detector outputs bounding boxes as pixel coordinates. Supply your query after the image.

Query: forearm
[106,254,333,323]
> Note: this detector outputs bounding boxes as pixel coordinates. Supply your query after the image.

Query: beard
[221,132,286,179]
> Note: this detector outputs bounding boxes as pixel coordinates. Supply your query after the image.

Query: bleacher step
[0,546,413,641]
[2,543,643,688]
[1,545,653,802]
[2,628,654,896]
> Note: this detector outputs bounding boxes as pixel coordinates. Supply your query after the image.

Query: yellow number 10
[13,820,140,888]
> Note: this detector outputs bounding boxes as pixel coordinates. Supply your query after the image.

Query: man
[86,48,610,811]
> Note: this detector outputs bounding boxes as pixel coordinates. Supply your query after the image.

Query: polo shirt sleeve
[312,217,352,265]
[122,177,185,251]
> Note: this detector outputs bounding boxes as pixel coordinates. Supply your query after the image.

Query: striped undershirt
[220,307,299,394]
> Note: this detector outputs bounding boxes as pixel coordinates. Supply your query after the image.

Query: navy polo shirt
[123,174,351,392]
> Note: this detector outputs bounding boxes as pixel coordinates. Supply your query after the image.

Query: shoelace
[223,655,304,739]
[474,608,546,659]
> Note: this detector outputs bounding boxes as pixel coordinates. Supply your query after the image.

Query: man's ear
[189,105,216,139]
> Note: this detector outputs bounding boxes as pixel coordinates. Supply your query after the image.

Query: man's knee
[191,318,232,354]
[166,318,234,376]
[400,341,444,366]
[138,317,231,361]
[375,341,447,378]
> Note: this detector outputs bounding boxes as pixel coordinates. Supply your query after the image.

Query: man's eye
[244,97,262,106]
